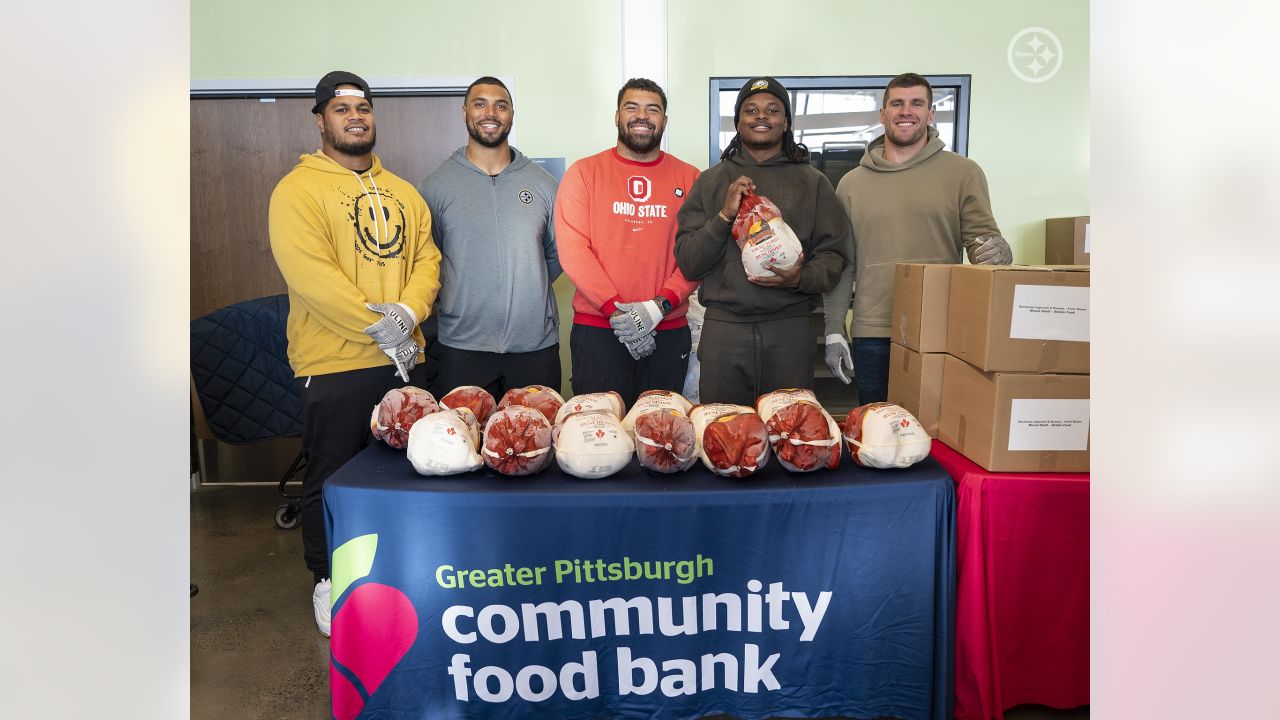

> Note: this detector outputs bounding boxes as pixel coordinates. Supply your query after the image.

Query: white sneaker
[312,579,332,637]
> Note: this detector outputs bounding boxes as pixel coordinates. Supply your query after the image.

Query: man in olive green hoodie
[822,73,1012,406]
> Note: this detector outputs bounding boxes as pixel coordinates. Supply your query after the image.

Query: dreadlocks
[720,132,810,162]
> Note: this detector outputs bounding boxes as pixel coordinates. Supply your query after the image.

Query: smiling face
[736,93,789,155]
[464,83,513,149]
[316,85,376,157]
[880,84,935,151]
[614,89,667,156]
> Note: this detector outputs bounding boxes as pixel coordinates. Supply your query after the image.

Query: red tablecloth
[930,440,1089,720]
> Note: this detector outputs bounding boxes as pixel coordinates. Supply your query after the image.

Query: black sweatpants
[431,342,562,400]
[297,362,431,583]
[697,315,815,406]
[570,324,691,408]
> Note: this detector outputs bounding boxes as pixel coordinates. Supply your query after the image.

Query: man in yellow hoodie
[268,70,441,637]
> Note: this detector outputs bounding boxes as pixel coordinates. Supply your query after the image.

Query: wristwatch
[653,296,673,316]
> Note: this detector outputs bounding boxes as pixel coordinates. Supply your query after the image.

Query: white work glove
[622,331,657,361]
[364,302,417,348]
[964,234,1013,265]
[383,337,421,382]
[610,300,664,343]
[824,334,853,385]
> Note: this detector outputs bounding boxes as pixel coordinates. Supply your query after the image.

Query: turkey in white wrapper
[554,409,635,479]
[732,192,803,278]
[691,403,770,477]
[369,386,440,449]
[841,402,932,469]
[553,391,626,426]
[621,390,693,433]
[406,409,484,476]
[756,389,842,472]
[482,405,554,476]
[440,385,497,425]
[497,385,565,425]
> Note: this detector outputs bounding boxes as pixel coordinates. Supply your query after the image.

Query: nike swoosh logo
[680,353,689,359]
[632,227,643,232]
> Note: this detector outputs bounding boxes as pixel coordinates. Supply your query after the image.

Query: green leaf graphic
[332,534,377,604]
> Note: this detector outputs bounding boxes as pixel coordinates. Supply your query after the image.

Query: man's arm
[268,181,378,343]
[674,171,738,281]
[395,198,442,322]
[959,164,1012,265]
[542,183,563,283]
[553,164,623,314]
[791,174,854,295]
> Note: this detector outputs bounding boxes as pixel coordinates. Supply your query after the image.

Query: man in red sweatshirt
[553,78,699,406]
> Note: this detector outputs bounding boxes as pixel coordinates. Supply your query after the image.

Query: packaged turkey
[497,385,565,425]
[756,389,842,472]
[440,385,497,425]
[620,390,693,433]
[554,409,634,479]
[691,403,770,477]
[553,391,626,426]
[841,402,932,469]
[633,408,697,474]
[732,192,803,278]
[406,408,484,476]
[482,405,554,476]
[369,386,439,449]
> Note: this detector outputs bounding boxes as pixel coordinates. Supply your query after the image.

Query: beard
[617,120,664,154]
[324,125,376,156]
[887,122,927,148]
[466,117,511,149]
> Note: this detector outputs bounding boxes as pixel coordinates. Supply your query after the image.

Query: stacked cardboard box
[1045,216,1090,265]
[886,263,1090,472]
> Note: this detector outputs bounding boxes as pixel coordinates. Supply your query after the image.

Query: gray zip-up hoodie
[418,147,561,353]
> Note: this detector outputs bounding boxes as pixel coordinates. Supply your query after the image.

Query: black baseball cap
[734,76,792,127]
[312,70,372,114]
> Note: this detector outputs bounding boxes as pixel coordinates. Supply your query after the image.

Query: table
[929,441,1089,720]
[324,443,957,720]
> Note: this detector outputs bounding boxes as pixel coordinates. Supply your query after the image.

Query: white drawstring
[352,170,389,249]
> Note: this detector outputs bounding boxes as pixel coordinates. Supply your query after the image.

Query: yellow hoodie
[269,151,441,377]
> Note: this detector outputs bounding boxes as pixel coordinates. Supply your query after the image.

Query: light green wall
[667,0,1090,263]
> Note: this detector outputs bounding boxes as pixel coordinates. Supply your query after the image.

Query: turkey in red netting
[482,405,554,476]
[691,404,770,477]
[440,385,497,425]
[731,192,803,278]
[633,409,697,474]
[369,386,440,449]
[841,402,932,469]
[621,390,692,433]
[756,389,841,472]
[497,385,565,425]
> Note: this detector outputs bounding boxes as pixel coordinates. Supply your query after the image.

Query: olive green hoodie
[823,127,1000,339]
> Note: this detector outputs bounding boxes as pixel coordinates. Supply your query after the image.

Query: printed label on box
[1007,399,1090,451]
[1009,285,1090,342]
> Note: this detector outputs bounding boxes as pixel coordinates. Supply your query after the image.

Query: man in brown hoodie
[822,72,1012,405]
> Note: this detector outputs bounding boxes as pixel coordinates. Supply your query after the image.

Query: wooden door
[190,95,466,319]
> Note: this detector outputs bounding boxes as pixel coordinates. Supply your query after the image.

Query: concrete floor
[191,484,1088,720]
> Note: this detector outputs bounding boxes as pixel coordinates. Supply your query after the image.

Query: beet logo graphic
[595,429,606,439]
[900,419,910,428]
[328,534,420,720]
[446,427,456,436]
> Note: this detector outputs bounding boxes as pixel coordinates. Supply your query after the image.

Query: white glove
[610,300,664,342]
[964,234,1013,265]
[364,302,418,349]
[824,334,852,385]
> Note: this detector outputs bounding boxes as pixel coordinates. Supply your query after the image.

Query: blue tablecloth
[325,443,955,720]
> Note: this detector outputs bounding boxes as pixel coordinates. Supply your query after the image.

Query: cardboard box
[938,354,1090,472]
[1045,216,1090,265]
[890,263,955,353]
[946,264,1090,374]
[887,342,945,436]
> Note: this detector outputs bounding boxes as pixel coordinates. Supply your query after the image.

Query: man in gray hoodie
[821,73,1012,406]
[418,77,562,398]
